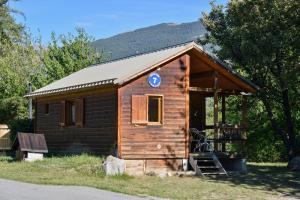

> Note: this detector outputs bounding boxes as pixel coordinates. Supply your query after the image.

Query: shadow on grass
[205,164,300,198]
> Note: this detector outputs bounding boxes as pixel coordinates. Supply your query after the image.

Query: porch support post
[221,95,226,124]
[241,95,248,140]
[184,55,190,159]
[213,72,219,151]
[221,95,226,152]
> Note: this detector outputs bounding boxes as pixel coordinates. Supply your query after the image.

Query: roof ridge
[91,40,196,67]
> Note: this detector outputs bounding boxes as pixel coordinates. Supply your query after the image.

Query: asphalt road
[0,179,163,200]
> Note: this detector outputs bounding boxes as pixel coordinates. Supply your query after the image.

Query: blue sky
[10,0,228,43]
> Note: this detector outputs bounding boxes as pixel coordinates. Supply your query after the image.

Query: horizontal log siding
[36,89,118,155]
[120,55,189,159]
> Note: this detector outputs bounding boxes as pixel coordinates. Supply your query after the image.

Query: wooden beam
[213,72,219,151]
[190,71,215,79]
[184,55,190,159]
[189,87,215,92]
[221,95,226,152]
[117,87,122,158]
[222,95,226,124]
[190,48,257,93]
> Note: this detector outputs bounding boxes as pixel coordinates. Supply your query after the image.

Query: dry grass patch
[0,155,299,200]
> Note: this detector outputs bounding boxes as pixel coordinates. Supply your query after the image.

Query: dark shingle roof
[12,132,48,153]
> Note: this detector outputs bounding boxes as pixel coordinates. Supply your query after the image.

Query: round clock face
[148,73,161,88]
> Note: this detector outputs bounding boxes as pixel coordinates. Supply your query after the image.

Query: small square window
[131,95,163,125]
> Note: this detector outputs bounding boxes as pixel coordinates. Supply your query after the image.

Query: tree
[0,0,42,138]
[200,0,300,160]
[0,0,41,124]
[41,28,103,84]
[0,0,24,53]
[0,0,102,135]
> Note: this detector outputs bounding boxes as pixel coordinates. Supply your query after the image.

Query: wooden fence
[0,138,11,150]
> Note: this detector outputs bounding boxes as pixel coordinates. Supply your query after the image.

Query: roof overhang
[25,78,116,98]
[118,42,259,93]
[25,42,258,98]
[189,45,259,93]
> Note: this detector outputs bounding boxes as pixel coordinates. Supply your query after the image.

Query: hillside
[92,21,206,61]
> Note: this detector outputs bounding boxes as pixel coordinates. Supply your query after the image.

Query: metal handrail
[189,128,213,153]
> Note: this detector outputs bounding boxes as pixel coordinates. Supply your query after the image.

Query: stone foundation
[125,159,184,175]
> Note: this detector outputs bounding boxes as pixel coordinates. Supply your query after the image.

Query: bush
[8,118,34,140]
[247,130,285,162]
[0,156,13,162]
[0,96,27,123]
[225,96,287,162]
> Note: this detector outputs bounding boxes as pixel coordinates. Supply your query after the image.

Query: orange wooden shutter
[75,98,84,127]
[132,95,147,124]
[60,100,66,127]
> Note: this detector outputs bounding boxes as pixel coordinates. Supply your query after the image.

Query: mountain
[92,21,206,61]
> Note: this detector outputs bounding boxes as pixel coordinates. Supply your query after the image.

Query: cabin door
[189,92,205,131]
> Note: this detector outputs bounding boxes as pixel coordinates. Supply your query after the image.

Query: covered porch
[189,50,256,161]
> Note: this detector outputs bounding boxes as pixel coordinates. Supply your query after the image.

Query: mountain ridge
[92,21,206,61]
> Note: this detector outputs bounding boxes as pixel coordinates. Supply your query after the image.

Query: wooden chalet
[25,42,258,175]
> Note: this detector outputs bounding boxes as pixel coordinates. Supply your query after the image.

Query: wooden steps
[199,166,219,169]
[189,152,227,176]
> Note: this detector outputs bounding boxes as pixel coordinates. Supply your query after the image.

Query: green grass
[0,155,299,200]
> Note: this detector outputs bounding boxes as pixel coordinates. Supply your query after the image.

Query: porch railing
[189,125,247,156]
[0,138,11,150]
[218,124,247,141]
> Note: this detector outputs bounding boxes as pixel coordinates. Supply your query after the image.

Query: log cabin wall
[119,54,190,173]
[35,88,118,155]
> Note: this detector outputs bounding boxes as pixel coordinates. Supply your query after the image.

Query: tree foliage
[41,28,103,85]
[0,1,102,132]
[0,0,24,52]
[200,0,300,160]
[0,0,40,126]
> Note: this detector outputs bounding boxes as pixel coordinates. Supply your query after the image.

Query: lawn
[0,155,299,200]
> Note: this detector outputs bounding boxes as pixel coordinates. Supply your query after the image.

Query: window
[44,104,49,115]
[148,96,163,124]
[131,95,163,125]
[60,99,84,127]
[67,101,76,126]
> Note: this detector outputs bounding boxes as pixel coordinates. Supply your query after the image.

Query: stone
[145,171,156,176]
[175,171,196,177]
[288,156,300,171]
[158,171,168,178]
[103,155,125,175]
